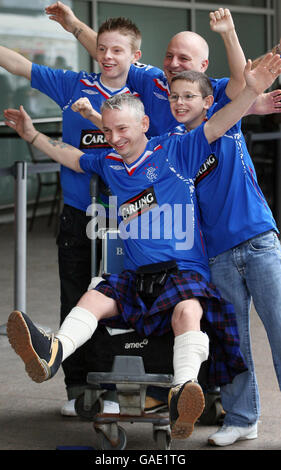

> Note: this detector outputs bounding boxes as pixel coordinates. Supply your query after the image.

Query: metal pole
[0,161,59,336]
[14,161,27,312]
[90,174,99,277]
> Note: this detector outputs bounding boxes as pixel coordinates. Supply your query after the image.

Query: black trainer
[144,396,168,414]
[168,380,205,439]
[7,310,63,383]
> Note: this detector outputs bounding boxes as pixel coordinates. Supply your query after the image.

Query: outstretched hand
[254,89,281,115]
[210,8,235,34]
[45,1,77,32]
[4,106,37,143]
[244,53,281,96]
[269,89,281,113]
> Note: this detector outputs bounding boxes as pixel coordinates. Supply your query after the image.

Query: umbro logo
[82,89,99,95]
[153,91,168,100]
[109,165,125,170]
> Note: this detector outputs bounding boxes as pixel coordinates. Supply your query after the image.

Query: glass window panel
[0,0,91,118]
[74,0,92,72]
[98,2,189,69]
[195,0,267,6]
[0,0,91,207]
[196,10,266,78]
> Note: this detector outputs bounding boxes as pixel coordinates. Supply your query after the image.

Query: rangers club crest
[143,163,159,182]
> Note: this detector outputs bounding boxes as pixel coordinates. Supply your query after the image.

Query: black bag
[85,325,209,388]
[85,325,174,375]
[136,260,178,301]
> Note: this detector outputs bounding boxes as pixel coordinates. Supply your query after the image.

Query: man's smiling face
[163,32,209,84]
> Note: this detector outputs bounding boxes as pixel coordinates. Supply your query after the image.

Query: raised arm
[210,10,281,117]
[45,1,97,59]
[204,53,281,144]
[4,106,83,172]
[210,8,246,100]
[0,46,32,79]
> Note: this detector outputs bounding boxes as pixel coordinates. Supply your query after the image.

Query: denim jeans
[209,230,281,427]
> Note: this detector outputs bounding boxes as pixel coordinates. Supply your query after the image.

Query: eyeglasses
[168,93,202,103]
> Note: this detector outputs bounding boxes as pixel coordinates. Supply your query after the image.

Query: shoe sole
[7,310,49,383]
[171,382,205,440]
[208,431,258,446]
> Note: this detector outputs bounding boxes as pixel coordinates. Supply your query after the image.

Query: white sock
[56,306,98,361]
[173,331,209,386]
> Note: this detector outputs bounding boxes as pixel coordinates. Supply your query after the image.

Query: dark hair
[171,70,213,97]
[98,17,142,52]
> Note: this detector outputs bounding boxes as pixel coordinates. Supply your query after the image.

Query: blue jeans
[209,230,281,427]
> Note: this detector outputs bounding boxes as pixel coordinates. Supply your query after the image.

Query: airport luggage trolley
[75,354,223,450]
[75,355,173,450]
[74,175,224,450]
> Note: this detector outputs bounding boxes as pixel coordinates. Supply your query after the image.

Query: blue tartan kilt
[94,269,247,386]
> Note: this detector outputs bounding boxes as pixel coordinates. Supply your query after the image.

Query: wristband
[30,132,40,145]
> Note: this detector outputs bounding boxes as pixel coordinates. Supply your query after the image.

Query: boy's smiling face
[169,79,213,130]
[97,31,140,88]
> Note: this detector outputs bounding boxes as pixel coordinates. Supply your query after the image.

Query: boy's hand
[245,53,281,96]
[269,89,281,113]
[4,106,37,143]
[210,8,235,34]
[254,89,281,115]
[45,1,78,32]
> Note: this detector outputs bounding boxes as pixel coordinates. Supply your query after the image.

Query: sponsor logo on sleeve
[195,153,218,186]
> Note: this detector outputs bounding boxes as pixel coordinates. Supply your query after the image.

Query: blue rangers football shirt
[171,93,278,258]
[80,124,212,279]
[31,64,139,212]
[197,93,278,257]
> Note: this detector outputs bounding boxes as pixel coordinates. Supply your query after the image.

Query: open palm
[4,106,36,142]
[244,53,281,96]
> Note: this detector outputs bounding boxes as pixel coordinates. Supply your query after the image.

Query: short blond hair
[97,17,142,52]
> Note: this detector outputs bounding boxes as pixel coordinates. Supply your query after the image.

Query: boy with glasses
[167,64,281,445]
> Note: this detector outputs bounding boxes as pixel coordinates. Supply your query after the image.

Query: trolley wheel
[154,429,171,450]
[199,399,224,425]
[74,393,101,420]
[96,426,127,450]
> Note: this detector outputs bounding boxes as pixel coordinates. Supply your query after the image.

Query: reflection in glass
[195,0,266,6]
[0,6,77,117]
